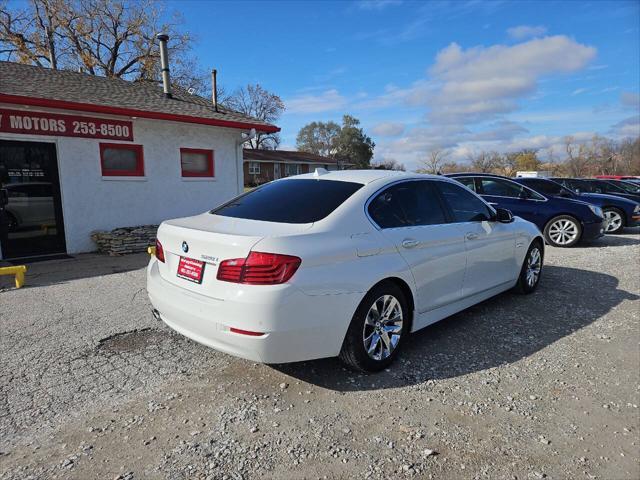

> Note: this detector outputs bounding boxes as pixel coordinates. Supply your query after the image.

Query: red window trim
[180,148,215,177]
[99,143,144,177]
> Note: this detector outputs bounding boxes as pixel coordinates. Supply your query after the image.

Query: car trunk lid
[155,213,311,298]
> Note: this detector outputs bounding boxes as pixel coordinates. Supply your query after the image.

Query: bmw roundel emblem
[181,241,189,253]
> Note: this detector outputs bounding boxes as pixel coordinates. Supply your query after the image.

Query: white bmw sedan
[147,170,544,372]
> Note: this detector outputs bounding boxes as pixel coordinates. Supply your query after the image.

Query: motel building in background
[0,60,278,262]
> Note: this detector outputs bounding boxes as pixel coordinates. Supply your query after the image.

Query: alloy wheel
[604,210,623,233]
[526,247,542,288]
[548,219,578,246]
[362,294,403,361]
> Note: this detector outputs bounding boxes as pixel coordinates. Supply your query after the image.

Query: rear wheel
[514,241,543,294]
[543,215,582,247]
[339,281,409,372]
[603,208,625,234]
[4,211,18,232]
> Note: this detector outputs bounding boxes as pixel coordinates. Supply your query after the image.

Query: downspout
[236,128,256,194]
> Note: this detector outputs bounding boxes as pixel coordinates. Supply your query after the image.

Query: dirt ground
[1,231,639,479]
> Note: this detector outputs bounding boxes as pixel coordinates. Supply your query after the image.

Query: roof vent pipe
[156,33,172,98]
[211,69,219,112]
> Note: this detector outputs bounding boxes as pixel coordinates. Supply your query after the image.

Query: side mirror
[0,189,7,208]
[495,207,514,223]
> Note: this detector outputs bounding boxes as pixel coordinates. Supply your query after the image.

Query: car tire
[514,240,543,294]
[339,281,410,373]
[543,215,582,247]
[603,207,625,234]
[3,211,18,232]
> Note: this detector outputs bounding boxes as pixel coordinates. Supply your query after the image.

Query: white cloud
[468,121,529,141]
[426,36,596,124]
[286,89,347,114]
[571,88,588,96]
[621,91,640,109]
[356,0,402,10]
[371,121,405,137]
[507,25,548,40]
[611,116,640,137]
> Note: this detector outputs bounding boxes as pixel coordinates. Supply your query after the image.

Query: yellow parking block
[0,265,27,288]
[147,246,156,256]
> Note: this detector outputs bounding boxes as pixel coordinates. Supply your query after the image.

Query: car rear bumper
[146,259,361,364]
[582,220,605,240]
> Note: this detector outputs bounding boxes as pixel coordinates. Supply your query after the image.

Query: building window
[100,143,144,176]
[249,162,261,174]
[285,164,301,176]
[180,148,214,177]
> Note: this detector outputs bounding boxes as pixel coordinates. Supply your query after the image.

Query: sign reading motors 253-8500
[0,108,133,141]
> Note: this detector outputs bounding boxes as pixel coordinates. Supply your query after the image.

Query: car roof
[514,177,557,183]
[446,172,513,180]
[284,169,443,185]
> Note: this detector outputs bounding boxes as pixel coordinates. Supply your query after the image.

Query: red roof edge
[0,93,281,133]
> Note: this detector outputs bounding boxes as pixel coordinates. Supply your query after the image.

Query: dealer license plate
[177,257,205,284]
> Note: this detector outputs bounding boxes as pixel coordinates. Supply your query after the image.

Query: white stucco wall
[0,105,246,255]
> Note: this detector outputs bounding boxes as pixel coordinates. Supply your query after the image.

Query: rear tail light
[217,251,301,285]
[155,239,165,263]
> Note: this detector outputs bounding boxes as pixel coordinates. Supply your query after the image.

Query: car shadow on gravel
[273,265,639,391]
[582,234,640,247]
[0,252,149,289]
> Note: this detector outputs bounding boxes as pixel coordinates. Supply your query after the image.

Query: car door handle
[465,232,479,240]
[401,238,419,249]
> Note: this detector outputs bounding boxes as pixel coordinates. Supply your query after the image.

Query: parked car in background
[551,178,640,203]
[595,175,640,181]
[3,182,55,231]
[616,179,640,193]
[446,173,605,247]
[148,170,544,372]
[514,177,640,234]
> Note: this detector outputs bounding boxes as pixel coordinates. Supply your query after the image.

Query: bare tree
[420,149,449,174]
[1,0,207,91]
[371,158,405,171]
[467,151,497,173]
[618,137,640,175]
[563,136,589,177]
[226,84,285,149]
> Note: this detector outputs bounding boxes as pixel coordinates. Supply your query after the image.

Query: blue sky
[170,0,640,170]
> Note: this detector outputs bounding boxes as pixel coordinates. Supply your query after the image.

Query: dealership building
[0,60,278,261]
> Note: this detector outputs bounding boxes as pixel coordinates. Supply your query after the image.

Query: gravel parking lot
[1,230,639,480]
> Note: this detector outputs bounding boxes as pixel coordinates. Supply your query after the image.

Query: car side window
[479,178,526,198]
[437,181,493,223]
[527,179,561,196]
[368,181,447,229]
[480,178,545,200]
[600,181,625,193]
[565,179,586,192]
[455,177,477,192]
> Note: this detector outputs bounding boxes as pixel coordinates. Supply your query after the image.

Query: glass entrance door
[0,140,66,259]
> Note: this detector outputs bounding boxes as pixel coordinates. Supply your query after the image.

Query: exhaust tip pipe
[152,309,161,321]
[156,33,172,98]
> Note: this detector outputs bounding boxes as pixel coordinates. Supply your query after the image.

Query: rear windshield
[212,179,363,223]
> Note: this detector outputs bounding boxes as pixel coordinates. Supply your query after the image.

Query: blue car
[552,178,640,203]
[515,177,640,234]
[446,173,605,248]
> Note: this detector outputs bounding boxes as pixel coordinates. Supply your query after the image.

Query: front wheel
[514,241,543,294]
[339,281,409,372]
[603,208,625,234]
[543,215,582,247]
